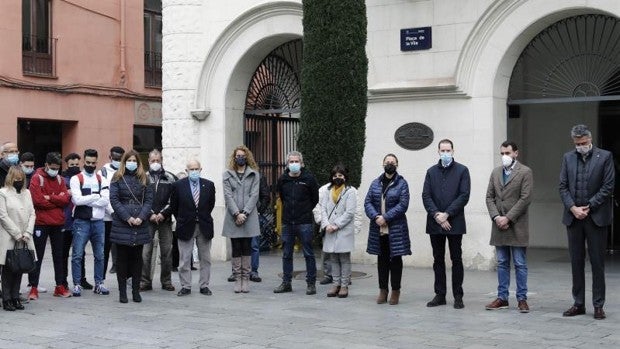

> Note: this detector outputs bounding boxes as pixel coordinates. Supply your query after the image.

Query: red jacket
[29,167,71,226]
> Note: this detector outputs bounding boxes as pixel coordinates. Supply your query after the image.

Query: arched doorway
[243,39,302,193]
[507,14,620,250]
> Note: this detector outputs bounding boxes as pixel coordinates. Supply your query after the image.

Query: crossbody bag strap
[122,176,144,206]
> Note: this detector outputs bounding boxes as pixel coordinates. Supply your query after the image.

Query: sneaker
[518,300,530,313]
[53,285,72,298]
[227,274,236,282]
[250,274,262,283]
[28,287,39,300]
[72,285,83,297]
[80,279,94,290]
[485,298,509,310]
[37,286,48,293]
[306,284,317,295]
[273,282,292,293]
[94,284,110,295]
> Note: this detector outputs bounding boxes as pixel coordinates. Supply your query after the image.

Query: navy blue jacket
[365,173,411,257]
[422,160,470,235]
[110,173,154,246]
[170,177,216,241]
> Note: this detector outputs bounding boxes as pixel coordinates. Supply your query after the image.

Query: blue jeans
[281,223,316,284]
[496,246,528,301]
[72,219,105,286]
[251,235,260,275]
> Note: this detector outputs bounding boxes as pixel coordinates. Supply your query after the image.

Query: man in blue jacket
[422,139,471,309]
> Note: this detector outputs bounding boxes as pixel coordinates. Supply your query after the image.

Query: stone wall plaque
[394,122,434,150]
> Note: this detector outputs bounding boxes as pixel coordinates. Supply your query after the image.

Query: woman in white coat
[0,166,36,311]
[320,164,357,298]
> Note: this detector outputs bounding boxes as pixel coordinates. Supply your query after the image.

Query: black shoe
[319,276,333,285]
[563,305,586,317]
[191,266,198,271]
[250,274,262,283]
[12,299,24,310]
[132,292,142,303]
[454,297,464,309]
[139,284,153,291]
[306,284,317,295]
[109,265,117,274]
[172,267,178,272]
[119,294,128,303]
[80,279,94,290]
[3,300,15,311]
[426,295,447,307]
[227,274,236,282]
[200,287,212,296]
[177,288,191,297]
[162,284,176,291]
[273,282,292,293]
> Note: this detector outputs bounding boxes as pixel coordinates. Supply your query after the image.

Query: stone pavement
[0,248,618,349]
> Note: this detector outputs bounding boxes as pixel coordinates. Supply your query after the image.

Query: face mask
[235,157,247,167]
[84,165,96,174]
[149,162,162,172]
[65,167,81,176]
[125,162,138,171]
[576,144,591,155]
[7,154,19,165]
[332,177,345,187]
[288,163,301,173]
[501,155,514,168]
[440,152,453,166]
[46,168,59,177]
[13,181,23,192]
[384,163,397,175]
[188,170,201,181]
[111,160,121,169]
[22,166,34,175]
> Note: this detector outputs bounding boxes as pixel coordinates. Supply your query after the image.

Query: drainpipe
[119,0,127,86]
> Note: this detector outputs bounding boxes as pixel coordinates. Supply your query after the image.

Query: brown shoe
[376,289,388,304]
[337,286,348,298]
[327,286,340,297]
[594,307,606,320]
[562,305,585,317]
[389,290,400,305]
[485,298,509,310]
[517,300,529,313]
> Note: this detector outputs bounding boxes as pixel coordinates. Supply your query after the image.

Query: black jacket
[109,173,154,246]
[277,168,319,225]
[0,160,10,188]
[147,169,177,221]
[257,175,271,214]
[170,177,216,241]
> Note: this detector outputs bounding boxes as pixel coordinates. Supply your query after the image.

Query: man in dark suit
[170,159,216,296]
[559,124,614,320]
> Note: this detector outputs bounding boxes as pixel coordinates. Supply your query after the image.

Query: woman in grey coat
[222,145,260,293]
[320,164,357,298]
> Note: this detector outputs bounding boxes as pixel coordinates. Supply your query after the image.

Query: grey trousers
[141,221,174,287]
[322,251,332,277]
[178,226,212,289]
[330,252,351,286]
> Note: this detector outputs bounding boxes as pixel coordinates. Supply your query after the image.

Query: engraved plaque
[394,122,434,150]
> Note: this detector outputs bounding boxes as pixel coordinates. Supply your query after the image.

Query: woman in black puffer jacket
[109,149,153,303]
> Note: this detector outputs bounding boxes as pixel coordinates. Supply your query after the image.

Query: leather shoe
[162,284,175,291]
[319,276,333,285]
[426,295,447,307]
[139,284,153,291]
[562,305,585,317]
[227,274,236,282]
[177,288,191,297]
[200,287,212,296]
[594,307,606,320]
[250,274,262,282]
[517,300,529,313]
[454,297,464,309]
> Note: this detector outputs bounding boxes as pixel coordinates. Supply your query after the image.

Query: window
[144,0,162,87]
[22,0,55,76]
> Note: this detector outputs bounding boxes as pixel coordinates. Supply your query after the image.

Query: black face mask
[64,167,81,177]
[332,178,345,187]
[84,165,96,174]
[384,164,397,175]
[13,181,23,192]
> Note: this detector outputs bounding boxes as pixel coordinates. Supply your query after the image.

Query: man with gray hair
[273,151,320,295]
[0,142,20,187]
[559,124,614,320]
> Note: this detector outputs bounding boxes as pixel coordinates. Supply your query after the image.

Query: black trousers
[377,235,403,290]
[567,216,607,307]
[172,229,179,268]
[430,234,464,297]
[62,229,87,286]
[28,225,65,287]
[104,221,115,279]
[231,237,252,258]
[1,267,22,301]
[116,244,143,292]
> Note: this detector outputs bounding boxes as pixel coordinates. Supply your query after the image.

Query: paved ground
[0,248,618,348]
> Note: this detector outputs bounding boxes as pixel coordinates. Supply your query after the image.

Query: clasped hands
[235,212,247,226]
[494,216,510,230]
[126,217,143,226]
[149,213,165,224]
[570,205,590,220]
[434,212,451,231]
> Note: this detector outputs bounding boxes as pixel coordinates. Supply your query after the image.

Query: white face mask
[149,162,162,172]
[501,155,514,168]
[576,144,591,155]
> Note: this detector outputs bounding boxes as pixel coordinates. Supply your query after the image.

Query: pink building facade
[0,0,161,165]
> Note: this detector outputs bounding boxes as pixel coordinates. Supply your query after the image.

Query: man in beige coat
[485,141,533,313]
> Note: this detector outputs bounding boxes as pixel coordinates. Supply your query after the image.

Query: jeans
[62,229,87,287]
[281,223,316,284]
[141,221,173,287]
[496,246,528,301]
[71,219,105,286]
[430,234,464,297]
[29,225,66,287]
[251,235,260,275]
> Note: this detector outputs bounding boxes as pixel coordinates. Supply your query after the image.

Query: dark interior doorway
[599,101,620,253]
[17,119,62,167]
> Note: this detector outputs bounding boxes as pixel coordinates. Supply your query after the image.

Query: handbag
[5,241,36,274]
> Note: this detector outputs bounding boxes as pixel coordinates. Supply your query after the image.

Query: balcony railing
[22,35,57,77]
[145,50,162,88]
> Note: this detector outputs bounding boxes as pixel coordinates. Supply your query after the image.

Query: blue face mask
[111,160,121,169]
[188,170,201,181]
[125,162,138,171]
[7,154,19,165]
[288,163,301,173]
[440,152,453,166]
[21,166,34,175]
[46,168,59,177]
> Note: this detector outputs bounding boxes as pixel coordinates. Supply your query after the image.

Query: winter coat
[0,187,36,265]
[277,168,319,225]
[147,169,177,221]
[486,162,533,247]
[365,173,412,257]
[109,173,154,246]
[29,167,71,226]
[422,160,470,235]
[222,168,260,238]
[320,185,357,253]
